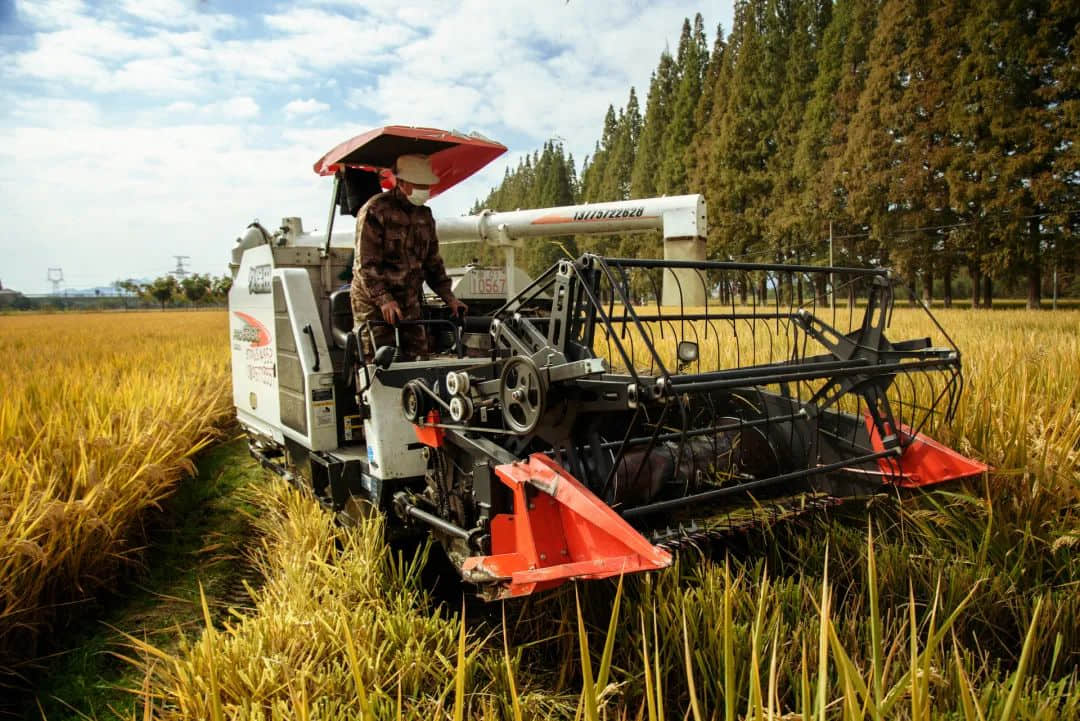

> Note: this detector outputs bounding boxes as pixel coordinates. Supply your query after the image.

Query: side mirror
[373,345,395,370]
[677,340,699,366]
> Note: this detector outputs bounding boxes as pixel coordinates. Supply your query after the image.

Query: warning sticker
[344,415,363,441]
[313,401,334,427]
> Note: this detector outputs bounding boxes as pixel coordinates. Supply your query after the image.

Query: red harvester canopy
[312,125,507,199]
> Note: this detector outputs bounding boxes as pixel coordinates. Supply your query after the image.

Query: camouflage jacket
[350,186,454,311]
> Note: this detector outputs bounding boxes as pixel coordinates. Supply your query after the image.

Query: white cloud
[347,81,490,130]
[217,96,260,120]
[206,8,413,85]
[1,122,324,292]
[164,100,198,114]
[9,10,220,95]
[341,0,717,163]
[158,97,259,120]
[117,0,238,31]
[109,54,212,95]
[14,0,87,29]
[284,98,330,116]
[1,0,734,293]
[11,97,102,127]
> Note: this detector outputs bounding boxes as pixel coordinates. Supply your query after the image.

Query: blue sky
[1,0,731,293]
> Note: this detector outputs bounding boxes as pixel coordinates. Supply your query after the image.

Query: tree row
[449,0,1079,307]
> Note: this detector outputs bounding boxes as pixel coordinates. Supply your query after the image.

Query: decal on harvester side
[232,312,275,387]
[531,207,652,225]
[573,206,646,221]
[245,347,275,387]
[248,264,272,294]
[232,312,271,348]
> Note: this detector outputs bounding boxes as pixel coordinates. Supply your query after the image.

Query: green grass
[26,437,263,721]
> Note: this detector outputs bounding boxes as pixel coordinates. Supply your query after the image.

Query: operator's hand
[447,298,468,318]
[380,299,403,325]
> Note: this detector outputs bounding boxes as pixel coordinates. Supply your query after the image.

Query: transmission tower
[171,255,192,279]
[46,267,64,295]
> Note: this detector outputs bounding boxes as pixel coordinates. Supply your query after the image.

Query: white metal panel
[362,357,491,480]
[275,268,338,452]
[229,244,284,444]
[362,366,429,480]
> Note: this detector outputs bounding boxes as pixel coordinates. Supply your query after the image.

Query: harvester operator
[350,154,467,361]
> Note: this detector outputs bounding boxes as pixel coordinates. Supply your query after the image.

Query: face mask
[405,187,430,206]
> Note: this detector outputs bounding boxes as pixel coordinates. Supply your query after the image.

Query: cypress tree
[708,0,779,262]
[581,106,618,202]
[765,0,831,268]
[796,0,879,274]
[630,51,676,198]
[659,14,709,195]
[601,89,641,201]
[686,23,728,195]
[843,0,948,290]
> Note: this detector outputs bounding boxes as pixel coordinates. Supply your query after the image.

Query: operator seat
[329,287,353,350]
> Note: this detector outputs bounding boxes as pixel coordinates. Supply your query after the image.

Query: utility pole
[46,267,64,295]
[171,255,191,279]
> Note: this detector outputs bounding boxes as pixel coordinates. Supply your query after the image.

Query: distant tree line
[114,274,233,310]
[447,0,1079,308]
[1,274,234,312]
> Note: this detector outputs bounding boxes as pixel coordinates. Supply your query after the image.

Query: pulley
[449,395,474,423]
[445,371,470,396]
[401,380,431,424]
[499,356,546,434]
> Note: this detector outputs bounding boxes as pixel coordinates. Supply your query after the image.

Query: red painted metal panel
[413,410,445,447]
[866,416,990,486]
[312,125,507,198]
[461,454,672,598]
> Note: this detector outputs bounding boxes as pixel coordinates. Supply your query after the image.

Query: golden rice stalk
[0,311,232,673]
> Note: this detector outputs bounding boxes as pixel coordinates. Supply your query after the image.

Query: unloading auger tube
[393,254,988,599]
[436,195,707,303]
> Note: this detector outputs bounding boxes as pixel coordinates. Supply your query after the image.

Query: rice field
[3,307,1078,719]
[136,308,1079,720]
[0,312,233,678]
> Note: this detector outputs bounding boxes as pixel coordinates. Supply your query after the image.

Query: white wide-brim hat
[395,154,439,185]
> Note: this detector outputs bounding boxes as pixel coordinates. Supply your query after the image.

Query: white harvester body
[225,126,988,601]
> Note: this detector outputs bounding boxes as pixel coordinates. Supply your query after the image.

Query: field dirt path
[21,438,264,721]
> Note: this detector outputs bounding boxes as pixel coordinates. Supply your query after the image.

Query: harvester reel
[499,356,547,434]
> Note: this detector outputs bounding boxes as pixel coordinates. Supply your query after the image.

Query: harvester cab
[228,125,988,600]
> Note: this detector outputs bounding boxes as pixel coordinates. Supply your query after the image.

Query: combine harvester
[228,126,987,599]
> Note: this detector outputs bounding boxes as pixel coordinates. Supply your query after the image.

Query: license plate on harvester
[470,269,506,296]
